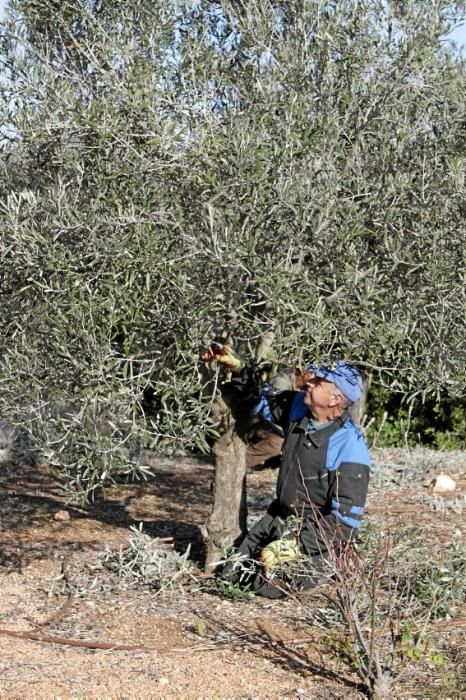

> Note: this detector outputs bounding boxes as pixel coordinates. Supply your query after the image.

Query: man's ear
[329,392,344,408]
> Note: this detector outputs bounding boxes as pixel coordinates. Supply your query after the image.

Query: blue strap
[251,385,273,422]
[335,511,362,529]
[331,499,364,521]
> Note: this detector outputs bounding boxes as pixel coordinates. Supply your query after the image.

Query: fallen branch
[0,625,321,654]
[107,536,174,554]
[0,628,157,651]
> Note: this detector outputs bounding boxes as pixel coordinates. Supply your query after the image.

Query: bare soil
[0,448,465,699]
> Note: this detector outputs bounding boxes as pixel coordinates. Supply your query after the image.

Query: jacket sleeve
[220,366,296,430]
[259,388,297,431]
[330,461,370,531]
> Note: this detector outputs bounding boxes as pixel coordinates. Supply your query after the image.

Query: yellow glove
[202,342,244,371]
[260,539,300,571]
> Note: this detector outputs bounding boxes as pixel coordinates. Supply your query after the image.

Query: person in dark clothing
[210,355,371,598]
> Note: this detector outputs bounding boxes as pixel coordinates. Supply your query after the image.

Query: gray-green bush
[101,523,197,594]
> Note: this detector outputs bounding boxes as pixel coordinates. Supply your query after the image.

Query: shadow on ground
[187,598,364,694]
[0,457,212,570]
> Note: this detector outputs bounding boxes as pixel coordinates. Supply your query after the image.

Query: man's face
[302,375,342,416]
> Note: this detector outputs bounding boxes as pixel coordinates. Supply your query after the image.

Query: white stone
[54,509,71,522]
[429,474,456,493]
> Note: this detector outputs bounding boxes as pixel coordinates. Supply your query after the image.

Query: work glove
[260,538,300,571]
[202,342,244,371]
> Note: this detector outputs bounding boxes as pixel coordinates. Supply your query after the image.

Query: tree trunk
[204,396,247,572]
[350,369,372,426]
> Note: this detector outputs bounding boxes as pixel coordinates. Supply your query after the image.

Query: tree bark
[350,369,372,426]
[204,396,247,572]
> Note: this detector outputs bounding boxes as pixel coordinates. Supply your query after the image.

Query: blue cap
[307,360,363,403]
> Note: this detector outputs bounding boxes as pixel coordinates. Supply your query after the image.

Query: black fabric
[220,365,265,411]
[333,461,370,516]
[220,367,296,428]
[276,411,350,516]
[251,552,332,599]
[300,512,352,555]
[236,501,285,559]
[264,390,297,431]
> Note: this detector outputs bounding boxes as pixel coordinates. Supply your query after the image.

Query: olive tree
[1,0,465,561]
[180,0,466,564]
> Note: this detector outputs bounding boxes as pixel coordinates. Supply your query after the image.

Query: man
[208,350,371,598]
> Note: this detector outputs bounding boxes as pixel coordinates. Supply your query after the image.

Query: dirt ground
[0,448,465,699]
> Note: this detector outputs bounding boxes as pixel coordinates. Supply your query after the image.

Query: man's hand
[202,342,244,371]
[260,538,300,571]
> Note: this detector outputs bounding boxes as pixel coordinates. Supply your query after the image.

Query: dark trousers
[233,508,330,599]
[246,431,284,468]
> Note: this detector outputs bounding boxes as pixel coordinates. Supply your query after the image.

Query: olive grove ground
[0,447,465,699]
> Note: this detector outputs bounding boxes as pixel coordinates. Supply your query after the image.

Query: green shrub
[365,385,466,449]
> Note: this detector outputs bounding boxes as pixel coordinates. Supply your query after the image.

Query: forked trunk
[204,396,247,572]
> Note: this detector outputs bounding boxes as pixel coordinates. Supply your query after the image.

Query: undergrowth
[215,521,466,698]
[100,523,198,595]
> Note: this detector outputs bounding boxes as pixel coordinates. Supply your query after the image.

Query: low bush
[100,524,197,595]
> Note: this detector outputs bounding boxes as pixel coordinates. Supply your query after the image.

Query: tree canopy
[1,0,465,497]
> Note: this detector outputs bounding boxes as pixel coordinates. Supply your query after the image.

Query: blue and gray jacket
[253,388,371,555]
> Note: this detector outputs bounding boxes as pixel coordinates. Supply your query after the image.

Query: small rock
[429,474,456,494]
[296,690,312,700]
[54,509,71,522]
[158,677,169,686]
